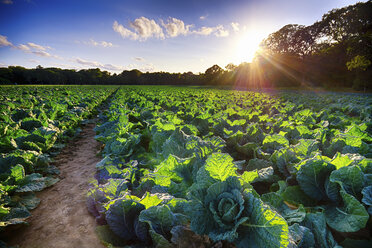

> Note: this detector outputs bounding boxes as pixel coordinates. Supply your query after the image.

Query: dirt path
[8,122,105,248]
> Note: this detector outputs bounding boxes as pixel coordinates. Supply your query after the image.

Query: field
[1,86,371,248]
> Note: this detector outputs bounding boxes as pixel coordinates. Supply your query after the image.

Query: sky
[0,0,366,74]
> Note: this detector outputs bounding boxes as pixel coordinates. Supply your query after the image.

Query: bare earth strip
[8,123,105,248]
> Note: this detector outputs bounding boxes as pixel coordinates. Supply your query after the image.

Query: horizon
[0,0,366,74]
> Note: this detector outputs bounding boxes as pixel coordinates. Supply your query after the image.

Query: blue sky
[0,0,365,73]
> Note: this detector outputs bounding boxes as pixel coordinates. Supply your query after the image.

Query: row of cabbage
[0,85,116,239]
[88,86,372,248]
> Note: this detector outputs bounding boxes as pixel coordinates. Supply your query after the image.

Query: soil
[7,122,105,248]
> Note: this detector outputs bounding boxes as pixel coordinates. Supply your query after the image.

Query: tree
[347,55,371,91]
[225,63,237,71]
[204,64,224,84]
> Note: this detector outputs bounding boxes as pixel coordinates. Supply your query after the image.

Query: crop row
[0,85,116,242]
[88,86,372,248]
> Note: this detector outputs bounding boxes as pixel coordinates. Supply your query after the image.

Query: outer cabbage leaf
[262,134,289,152]
[289,223,315,248]
[325,190,369,232]
[281,186,316,207]
[105,197,150,243]
[301,212,338,248]
[361,185,372,212]
[194,153,238,189]
[139,205,188,241]
[329,165,364,197]
[261,192,306,225]
[16,173,59,193]
[297,157,336,201]
[236,191,289,248]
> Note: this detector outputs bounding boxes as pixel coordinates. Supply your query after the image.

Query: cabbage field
[0,86,116,239]
[1,86,372,248]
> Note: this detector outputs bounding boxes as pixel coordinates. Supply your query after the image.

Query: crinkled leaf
[105,198,148,241]
[330,152,353,169]
[325,190,369,232]
[361,186,372,207]
[261,192,306,225]
[281,186,316,207]
[329,165,364,197]
[236,191,289,248]
[195,153,238,188]
[297,158,335,201]
[139,205,187,241]
[301,212,338,248]
[139,192,163,209]
[289,223,315,248]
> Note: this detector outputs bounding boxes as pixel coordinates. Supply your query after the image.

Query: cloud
[32,51,52,57]
[192,25,229,37]
[113,16,230,40]
[27,42,48,51]
[113,17,164,41]
[0,35,13,47]
[18,44,31,51]
[1,0,13,4]
[84,39,114,48]
[127,62,155,72]
[0,34,61,59]
[199,15,207,20]
[193,27,214,36]
[133,57,145,62]
[231,22,240,32]
[101,63,124,71]
[75,58,100,67]
[161,17,192,37]
[75,57,125,72]
[113,21,139,40]
[129,17,164,40]
[215,25,229,37]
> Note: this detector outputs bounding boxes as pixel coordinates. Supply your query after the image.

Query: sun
[233,30,263,64]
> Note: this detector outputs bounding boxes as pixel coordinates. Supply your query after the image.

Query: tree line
[0,1,371,90]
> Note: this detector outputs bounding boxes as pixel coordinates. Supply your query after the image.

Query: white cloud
[215,25,229,37]
[0,34,61,59]
[113,17,165,41]
[75,58,100,67]
[193,27,214,36]
[127,62,155,72]
[100,41,113,47]
[27,42,48,51]
[84,39,114,48]
[18,44,30,51]
[192,25,229,37]
[101,63,125,71]
[133,57,145,62]
[231,22,240,32]
[32,51,52,57]
[129,17,164,40]
[113,16,229,40]
[2,0,13,4]
[161,17,192,37]
[199,15,207,20]
[0,35,13,47]
[113,21,139,40]
[75,57,125,72]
